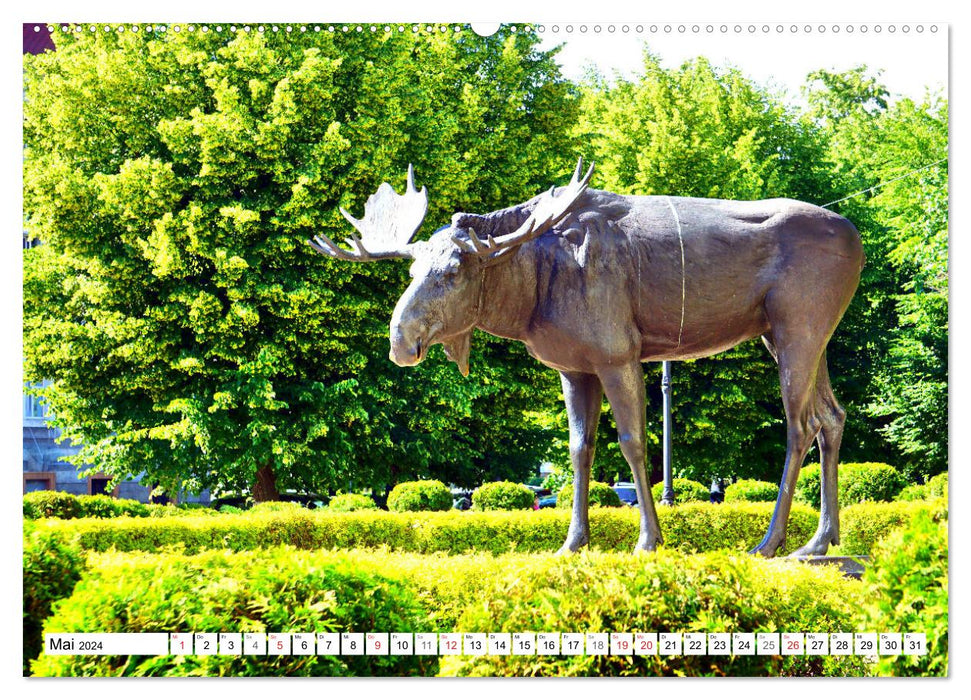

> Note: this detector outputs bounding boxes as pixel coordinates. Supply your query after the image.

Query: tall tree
[23,25,577,500]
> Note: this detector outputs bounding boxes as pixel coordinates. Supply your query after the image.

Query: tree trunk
[252,463,281,502]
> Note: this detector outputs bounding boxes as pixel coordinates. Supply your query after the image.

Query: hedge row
[32,547,871,677]
[895,473,948,502]
[795,463,906,509]
[32,503,821,557]
[23,491,221,520]
[834,499,947,554]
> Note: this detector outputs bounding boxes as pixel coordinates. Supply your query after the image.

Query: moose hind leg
[599,361,663,554]
[557,371,604,555]
[751,329,824,558]
[791,352,845,556]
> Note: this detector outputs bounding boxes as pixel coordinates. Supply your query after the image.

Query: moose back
[309,161,864,557]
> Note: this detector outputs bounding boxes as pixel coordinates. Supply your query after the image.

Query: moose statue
[309,160,864,558]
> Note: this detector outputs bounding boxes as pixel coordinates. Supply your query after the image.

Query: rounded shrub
[796,463,905,509]
[724,479,778,503]
[472,481,535,511]
[387,480,453,512]
[23,491,81,520]
[557,481,621,509]
[651,478,710,504]
[327,493,378,512]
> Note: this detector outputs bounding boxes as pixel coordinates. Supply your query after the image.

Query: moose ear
[451,212,487,230]
[442,331,472,377]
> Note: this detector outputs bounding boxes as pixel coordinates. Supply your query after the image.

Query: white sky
[538,23,948,106]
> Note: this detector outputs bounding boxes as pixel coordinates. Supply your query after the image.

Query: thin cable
[665,197,686,349]
[821,159,947,209]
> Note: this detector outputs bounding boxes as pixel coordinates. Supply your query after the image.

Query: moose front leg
[599,361,663,553]
[557,371,603,554]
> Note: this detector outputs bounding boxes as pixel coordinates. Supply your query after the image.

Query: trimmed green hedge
[31,547,871,677]
[859,510,948,676]
[23,491,81,519]
[557,481,621,509]
[473,481,535,511]
[23,528,85,673]
[724,479,778,503]
[835,499,947,554]
[327,494,378,512]
[387,480,452,512]
[439,549,869,676]
[895,472,948,502]
[31,549,437,677]
[796,463,905,509]
[651,478,710,504]
[31,503,821,557]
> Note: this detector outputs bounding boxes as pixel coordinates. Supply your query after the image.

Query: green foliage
[387,480,453,512]
[23,528,86,673]
[896,472,948,502]
[859,511,948,676]
[23,491,81,520]
[439,549,868,677]
[795,463,905,509]
[541,464,573,493]
[327,493,378,512]
[835,499,946,555]
[22,25,576,500]
[472,481,535,511]
[250,501,307,514]
[723,479,778,503]
[557,481,621,509]
[651,478,710,504]
[806,70,947,477]
[75,495,150,518]
[31,502,823,556]
[31,548,436,677]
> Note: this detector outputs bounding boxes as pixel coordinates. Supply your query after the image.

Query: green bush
[836,499,947,555]
[31,548,437,677]
[387,480,453,512]
[651,478,710,504]
[327,494,378,512]
[31,502,820,556]
[724,479,778,503]
[858,511,948,676]
[557,481,621,510]
[472,481,535,511]
[76,495,150,519]
[23,491,81,520]
[250,501,307,514]
[438,549,868,677]
[796,463,905,509]
[23,528,85,673]
[895,472,948,502]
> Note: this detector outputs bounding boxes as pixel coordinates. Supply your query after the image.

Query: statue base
[790,555,869,579]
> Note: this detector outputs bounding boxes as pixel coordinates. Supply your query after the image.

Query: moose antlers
[309,159,594,262]
[452,158,595,259]
[308,164,428,261]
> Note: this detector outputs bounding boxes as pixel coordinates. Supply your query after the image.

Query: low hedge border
[31,503,821,557]
[32,547,870,677]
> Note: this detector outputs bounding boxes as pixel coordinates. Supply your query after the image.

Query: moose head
[308,160,594,377]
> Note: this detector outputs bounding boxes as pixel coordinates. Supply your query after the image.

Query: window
[87,473,118,497]
[23,472,55,493]
[23,392,47,419]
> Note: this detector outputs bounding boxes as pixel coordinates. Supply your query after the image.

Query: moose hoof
[633,534,662,554]
[556,533,589,556]
[789,535,835,558]
[749,537,784,558]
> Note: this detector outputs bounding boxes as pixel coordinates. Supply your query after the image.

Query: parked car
[537,494,558,509]
[612,482,638,506]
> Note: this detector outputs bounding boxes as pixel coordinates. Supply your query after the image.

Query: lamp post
[661,360,675,505]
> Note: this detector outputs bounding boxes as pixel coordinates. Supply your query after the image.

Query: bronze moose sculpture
[309,160,864,557]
